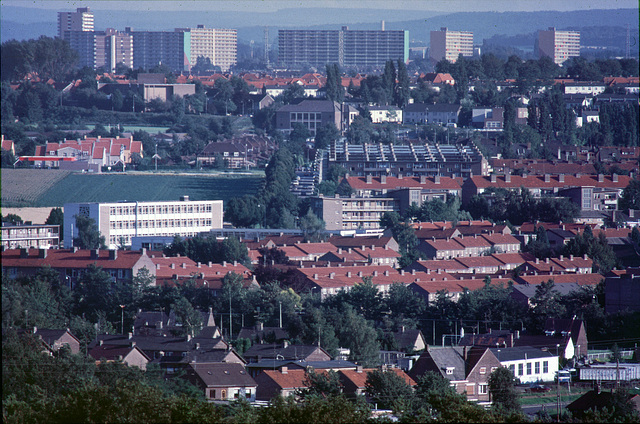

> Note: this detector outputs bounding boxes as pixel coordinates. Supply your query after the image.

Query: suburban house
[254,367,309,401]
[242,342,332,363]
[89,343,151,369]
[32,327,81,354]
[393,327,427,352]
[368,105,403,123]
[408,346,502,404]
[184,362,257,402]
[338,367,416,399]
[567,388,640,420]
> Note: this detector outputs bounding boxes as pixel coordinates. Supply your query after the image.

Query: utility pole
[556,344,560,423]
[229,295,232,340]
[279,301,282,328]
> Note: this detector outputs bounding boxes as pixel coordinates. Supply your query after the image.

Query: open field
[1,169,72,207]
[1,170,263,207]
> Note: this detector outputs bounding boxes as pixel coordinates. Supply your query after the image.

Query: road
[522,401,572,418]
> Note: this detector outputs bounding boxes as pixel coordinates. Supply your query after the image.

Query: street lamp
[120,305,125,335]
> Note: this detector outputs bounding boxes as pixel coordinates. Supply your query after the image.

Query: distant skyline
[2,0,638,12]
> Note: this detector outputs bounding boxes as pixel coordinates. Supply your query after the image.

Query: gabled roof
[1,248,148,270]
[257,369,308,390]
[516,273,603,286]
[89,344,150,362]
[488,346,555,362]
[187,362,256,387]
[410,346,467,381]
[468,174,630,190]
[339,368,416,390]
[344,176,461,191]
[34,328,80,347]
[242,344,330,361]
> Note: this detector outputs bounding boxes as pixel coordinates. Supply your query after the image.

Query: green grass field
[2,170,264,207]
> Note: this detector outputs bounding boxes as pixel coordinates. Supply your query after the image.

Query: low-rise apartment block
[1,223,61,249]
[63,197,223,249]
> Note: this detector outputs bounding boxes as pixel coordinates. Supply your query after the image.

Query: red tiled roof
[517,273,603,286]
[1,248,146,270]
[345,176,461,191]
[339,368,416,389]
[469,174,630,190]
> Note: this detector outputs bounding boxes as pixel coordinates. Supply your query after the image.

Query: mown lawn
[5,171,264,207]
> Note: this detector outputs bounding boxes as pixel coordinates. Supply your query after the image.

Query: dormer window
[445,367,455,375]
[480,367,487,374]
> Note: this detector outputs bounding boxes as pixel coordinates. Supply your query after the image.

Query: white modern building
[430,27,473,63]
[58,7,94,38]
[490,347,559,384]
[187,25,237,72]
[64,197,224,249]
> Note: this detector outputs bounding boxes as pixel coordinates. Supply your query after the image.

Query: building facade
[278,27,409,69]
[58,7,93,38]
[538,27,580,65]
[63,197,223,249]
[64,29,134,71]
[1,223,61,249]
[129,29,192,73]
[327,141,488,178]
[276,100,359,135]
[188,25,237,72]
[430,27,473,63]
[310,195,396,231]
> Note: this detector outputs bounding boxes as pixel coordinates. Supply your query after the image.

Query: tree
[2,213,23,224]
[619,178,640,211]
[73,214,106,249]
[314,123,339,150]
[528,280,566,333]
[395,59,411,107]
[365,369,414,412]
[171,296,202,337]
[299,209,325,242]
[488,367,522,417]
[297,369,343,399]
[45,207,64,239]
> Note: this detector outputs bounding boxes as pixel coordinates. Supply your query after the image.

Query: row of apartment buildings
[59,8,237,72]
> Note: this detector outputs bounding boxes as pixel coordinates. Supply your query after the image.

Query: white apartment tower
[189,25,237,72]
[64,197,224,249]
[538,27,581,65]
[58,7,94,38]
[430,27,473,63]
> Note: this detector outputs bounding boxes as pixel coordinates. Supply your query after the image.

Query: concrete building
[490,347,558,384]
[278,27,409,70]
[328,141,488,179]
[63,197,223,249]
[1,223,61,250]
[276,100,359,135]
[128,28,192,73]
[187,25,237,72]
[310,195,396,231]
[58,7,93,38]
[538,27,580,65]
[430,27,473,63]
[64,28,134,71]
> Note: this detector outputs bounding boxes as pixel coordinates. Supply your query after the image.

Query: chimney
[356,365,363,373]
[281,366,288,374]
[544,174,550,183]
[463,346,468,361]
[612,173,618,183]
[598,174,604,183]
[109,249,117,260]
[366,175,372,184]
[38,249,47,259]
[490,174,496,183]
[380,175,387,184]
[128,332,133,339]
[19,248,29,258]
[420,175,427,184]
[559,174,565,183]
[90,249,99,259]
[505,172,511,183]
[435,175,441,184]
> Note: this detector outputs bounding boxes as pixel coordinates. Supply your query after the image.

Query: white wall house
[490,347,559,384]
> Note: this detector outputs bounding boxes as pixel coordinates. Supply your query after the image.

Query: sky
[2,0,638,12]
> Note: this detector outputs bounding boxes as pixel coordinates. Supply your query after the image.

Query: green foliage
[73,215,106,249]
[297,369,343,399]
[163,234,249,265]
[299,208,326,242]
[619,178,640,211]
[2,213,23,224]
[563,227,617,274]
[488,367,522,416]
[365,369,414,412]
[380,212,419,268]
[525,225,552,259]
[528,280,566,333]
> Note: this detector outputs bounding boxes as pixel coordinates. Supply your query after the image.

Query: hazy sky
[3,0,638,12]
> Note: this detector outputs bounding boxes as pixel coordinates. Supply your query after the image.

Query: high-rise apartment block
[538,27,580,65]
[188,25,237,72]
[278,27,409,69]
[128,29,192,73]
[64,29,133,71]
[58,7,94,38]
[430,27,473,63]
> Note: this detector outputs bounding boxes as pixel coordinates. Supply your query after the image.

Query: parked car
[528,384,551,393]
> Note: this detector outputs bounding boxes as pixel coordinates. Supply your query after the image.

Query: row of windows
[109,218,212,229]
[109,204,213,215]
[510,360,550,376]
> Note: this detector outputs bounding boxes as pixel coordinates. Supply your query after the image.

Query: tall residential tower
[538,27,580,65]
[57,7,94,38]
[430,27,473,63]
